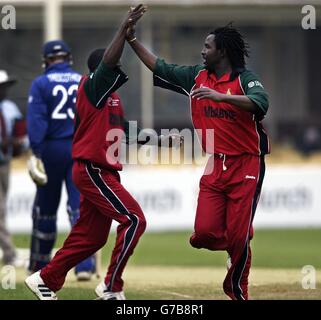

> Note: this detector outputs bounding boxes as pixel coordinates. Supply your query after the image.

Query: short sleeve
[240,70,269,115]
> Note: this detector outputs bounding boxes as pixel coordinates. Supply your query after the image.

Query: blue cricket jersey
[27,62,81,156]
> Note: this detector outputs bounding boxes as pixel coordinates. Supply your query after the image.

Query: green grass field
[1,229,321,300]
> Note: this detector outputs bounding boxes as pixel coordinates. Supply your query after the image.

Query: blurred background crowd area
[1,0,321,166]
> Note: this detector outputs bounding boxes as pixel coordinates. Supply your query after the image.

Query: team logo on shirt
[107,97,120,107]
[248,81,263,89]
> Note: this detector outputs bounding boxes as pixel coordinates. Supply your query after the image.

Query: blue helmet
[42,40,71,59]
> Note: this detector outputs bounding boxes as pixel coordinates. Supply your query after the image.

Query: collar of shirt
[207,67,245,84]
[208,72,231,84]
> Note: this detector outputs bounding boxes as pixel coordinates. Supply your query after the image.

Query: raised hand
[103,4,147,68]
[123,4,147,29]
[126,24,136,42]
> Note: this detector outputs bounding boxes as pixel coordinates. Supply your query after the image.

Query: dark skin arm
[126,24,157,71]
[191,87,258,113]
[125,22,184,148]
[127,33,256,113]
[127,27,256,113]
[103,4,147,68]
[127,20,257,113]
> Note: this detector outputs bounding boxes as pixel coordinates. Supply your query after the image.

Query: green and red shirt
[154,59,270,156]
[72,62,128,170]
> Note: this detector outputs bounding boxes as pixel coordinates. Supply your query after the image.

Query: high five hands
[123,4,184,149]
[124,4,147,35]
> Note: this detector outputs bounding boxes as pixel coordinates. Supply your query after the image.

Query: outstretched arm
[126,25,157,71]
[124,119,183,148]
[126,25,202,95]
[84,4,147,108]
[104,4,147,68]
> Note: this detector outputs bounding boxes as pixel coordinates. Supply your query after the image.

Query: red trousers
[41,161,146,292]
[190,154,265,300]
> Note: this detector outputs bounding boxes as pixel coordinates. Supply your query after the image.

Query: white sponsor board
[6,165,321,233]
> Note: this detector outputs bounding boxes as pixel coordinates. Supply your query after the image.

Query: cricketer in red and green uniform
[154,58,269,300]
[154,59,269,155]
[40,59,147,295]
[25,4,150,300]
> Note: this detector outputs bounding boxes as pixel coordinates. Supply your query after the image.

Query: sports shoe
[76,271,92,281]
[95,281,126,300]
[25,271,57,300]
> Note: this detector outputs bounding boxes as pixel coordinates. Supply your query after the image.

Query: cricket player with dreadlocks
[126,21,270,300]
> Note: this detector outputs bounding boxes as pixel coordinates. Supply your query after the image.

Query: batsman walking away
[26,39,96,281]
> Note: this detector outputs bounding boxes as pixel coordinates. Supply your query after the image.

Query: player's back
[28,62,81,141]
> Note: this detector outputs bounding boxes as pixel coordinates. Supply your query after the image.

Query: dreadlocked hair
[211,23,250,69]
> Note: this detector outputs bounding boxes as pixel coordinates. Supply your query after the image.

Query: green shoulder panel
[84,61,128,108]
[240,70,269,115]
[154,58,204,94]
